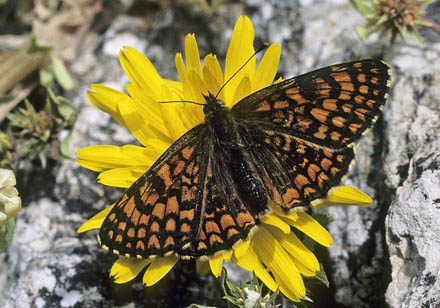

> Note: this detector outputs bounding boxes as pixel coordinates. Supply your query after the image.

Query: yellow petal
[231,75,251,106]
[125,83,172,141]
[196,259,210,275]
[312,186,373,208]
[77,204,114,233]
[144,138,174,159]
[222,250,233,262]
[143,255,179,286]
[116,97,152,146]
[287,211,333,247]
[187,68,206,103]
[175,52,195,101]
[184,34,203,81]
[119,46,162,100]
[233,245,278,292]
[111,256,151,284]
[233,239,250,259]
[260,214,290,234]
[224,15,255,105]
[157,85,198,140]
[274,76,284,84]
[252,227,305,301]
[163,79,183,92]
[202,54,223,98]
[269,201,298,222]
[97,167,147,188]
[267,226,319,276]
[76,145,150,171]
[209,254,224,278]
[252,43,281,92]
[87,85,126,126]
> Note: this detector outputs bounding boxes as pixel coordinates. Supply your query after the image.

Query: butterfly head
[202,92,229,118]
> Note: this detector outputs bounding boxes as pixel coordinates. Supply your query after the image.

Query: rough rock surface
[383,45,440,308]
[1,0,439,307]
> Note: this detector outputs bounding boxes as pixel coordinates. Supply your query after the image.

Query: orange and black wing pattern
[98,125,257,258]
[232,59,391,149]
[193,146,257,257]
[231,59,391,210]
[240,127,355,210]
[99,125,208,259]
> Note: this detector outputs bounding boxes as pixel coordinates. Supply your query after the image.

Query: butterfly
[98,59,391,259]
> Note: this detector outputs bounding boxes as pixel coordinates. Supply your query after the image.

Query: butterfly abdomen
[229,148,268,216]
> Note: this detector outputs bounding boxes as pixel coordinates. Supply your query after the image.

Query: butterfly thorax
[203,93,235,143]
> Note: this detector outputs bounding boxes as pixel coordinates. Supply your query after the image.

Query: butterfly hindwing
[239,126,355,210]
[232,59,391,149]
[194,150,257,256]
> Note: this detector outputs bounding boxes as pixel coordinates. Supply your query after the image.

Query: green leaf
[355,24,379,41]
[302,295,314,302]
[223,295,241,306]
[415,17,434,27]
[310,211,334,227]
[315,263,330,287]
[411,27,424,44]
[59,131,74,159]
[400,24,408,41]
[27,36,52,54]
[221,268,240,297]
[39,63,54,88]
[51,56,74,91]
[38,150,47,168]
[24,99,36,114]
[56,98,76,120]
[46,87,75,119]
[0,92,17,104]
[6,113,17,122]
[0,218,15,253]
[349,0,370,16]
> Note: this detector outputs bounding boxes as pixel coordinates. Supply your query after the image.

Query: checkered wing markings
[99,125,257,258]
[99,125,212,258]
[194,148,257,256]
[231,59,391,149]
[243,127,354,210]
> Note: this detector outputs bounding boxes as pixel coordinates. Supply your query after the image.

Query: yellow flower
[77,16,372,302]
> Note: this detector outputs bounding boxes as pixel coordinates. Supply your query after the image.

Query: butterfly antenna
[214,42,269,100]
[159,100,205,106]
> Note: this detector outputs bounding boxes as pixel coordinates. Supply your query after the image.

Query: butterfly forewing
[99,125,210,258]
[231,59,391,149]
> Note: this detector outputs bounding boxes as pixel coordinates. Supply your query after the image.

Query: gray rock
[383,45,440,307]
